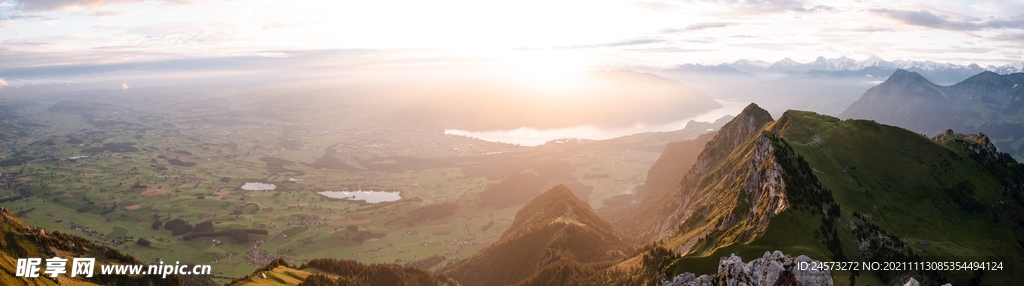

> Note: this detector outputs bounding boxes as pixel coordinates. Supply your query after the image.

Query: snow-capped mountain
[765,57,801,73]
[807,55,859,71]
[723,56,1023,75]
[717,56,1023,84]
[989,62,1024,74]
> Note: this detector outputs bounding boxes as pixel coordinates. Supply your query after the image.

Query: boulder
[663,251,831,286]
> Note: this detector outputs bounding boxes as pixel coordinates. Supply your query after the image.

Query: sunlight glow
[500,50,588,92]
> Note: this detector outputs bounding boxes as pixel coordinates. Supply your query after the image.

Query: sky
[1,0,1024,86]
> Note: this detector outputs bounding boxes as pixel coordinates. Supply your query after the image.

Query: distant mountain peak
[720,56,1016,83]
[737,103,773,123]
[442,184,628,286]
[732,59,772,68]
[509,184,614,235]
[966,70,1000,80]
[776,58,799,66]
[883,69,930,84]
[889,68,916,77]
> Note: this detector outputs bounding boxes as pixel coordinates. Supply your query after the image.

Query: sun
[499,50,587,92]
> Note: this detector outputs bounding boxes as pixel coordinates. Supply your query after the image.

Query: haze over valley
[3,1,1024,286]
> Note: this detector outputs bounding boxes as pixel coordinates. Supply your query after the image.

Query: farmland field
[0,96,718,283]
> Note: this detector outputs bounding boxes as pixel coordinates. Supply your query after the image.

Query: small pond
[241,182,277,191]
[318,190,401,204]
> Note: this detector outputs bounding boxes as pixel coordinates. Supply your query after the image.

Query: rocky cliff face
[688,103,774,179]
[740,134,788,231]
[662,251,832,286]
[653,104,791,254]
[636,105,1024,285]
[613,132,717,240]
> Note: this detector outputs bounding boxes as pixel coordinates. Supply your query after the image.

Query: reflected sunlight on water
[444,98,748,146]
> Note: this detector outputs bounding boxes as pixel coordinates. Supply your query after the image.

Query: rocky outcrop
[688,103,773,179]
[932,129,1018,165]
[655,104,777,242]
[742,133,788,225]
[899,277,952,286]
[663,251,832,286]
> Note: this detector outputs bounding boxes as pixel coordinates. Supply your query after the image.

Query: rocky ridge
[662,251,832,286]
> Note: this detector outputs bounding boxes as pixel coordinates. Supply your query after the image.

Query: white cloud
[1,0,1023,72]
[0,78,8,88]
[121,82,129,89]
[16,0,144,11]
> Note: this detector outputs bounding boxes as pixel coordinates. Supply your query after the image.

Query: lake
[318,190,402,203]
[444,98,747,146]
[241,182,277,191]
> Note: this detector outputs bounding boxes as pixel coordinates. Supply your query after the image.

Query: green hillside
[441,185,630,286]
[658,104,1024,285]
[228,258,459,286]
[842,69,1024,160]
[0,207,211,286]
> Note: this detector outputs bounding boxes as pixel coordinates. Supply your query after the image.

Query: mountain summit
[441,185,628,286]
[639,102,1024,285]
[842,69,1024,159]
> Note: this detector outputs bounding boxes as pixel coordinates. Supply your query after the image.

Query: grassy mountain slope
[610,132,716,241]
[229,258,459,286]
[0,207,210,286]
[441,185,630,286]
[841,69,1024,160]
[652,104,1024,285]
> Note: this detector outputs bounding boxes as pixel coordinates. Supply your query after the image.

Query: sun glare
[500,50,587,92]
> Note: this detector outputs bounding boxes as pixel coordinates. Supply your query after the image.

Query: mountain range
[6,66,1024,285]
[436,102,1024,286]
[724,56,1024,78]
[638,103,1024,285]
[841,69,1024,160]
[665,56,1023,87]
[4,99,1024,285]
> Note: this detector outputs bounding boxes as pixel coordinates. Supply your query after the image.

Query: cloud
[693,0,833,14]
[901,46,995,54]
[851,26,893,33]
[872,9,1024,31]
[990,32,1024,42]
[11,0,213,12]
[662,22,734,33]
[685,22,732,30]
[0,13,47,20]
[15,0,144,11]
[634,1,679,12]
[0,78,7,88]
[262,20,314,30]
[121,82,128,89]
[119,21,240,45]
[623,47,713,53]
[539,38,666,50]
[91,10,127,17]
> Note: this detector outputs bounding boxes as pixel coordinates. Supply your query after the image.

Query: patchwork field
[0,98,711,283]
